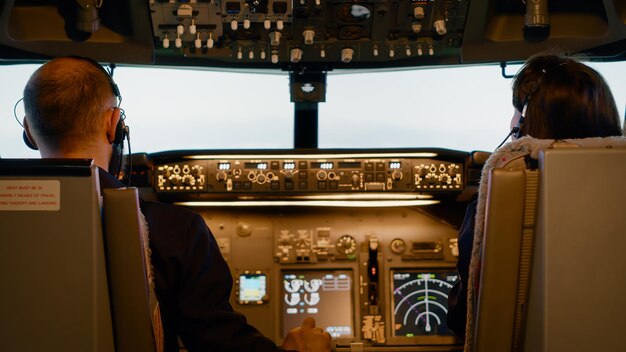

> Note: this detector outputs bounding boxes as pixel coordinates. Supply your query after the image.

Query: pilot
[446,52,624,337]
[21,56,331,352]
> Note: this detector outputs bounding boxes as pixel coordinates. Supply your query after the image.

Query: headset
[495,70,544,149]
[21,55,127,150]
[19,56,131,183]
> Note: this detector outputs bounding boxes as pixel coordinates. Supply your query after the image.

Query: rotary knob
[336,234,357,255]
[392,170,403,181]
[351,173,360,187]
[216,171,228,182]
[169,174,181,185]
[390,238,407,255]
[182,174,195,186]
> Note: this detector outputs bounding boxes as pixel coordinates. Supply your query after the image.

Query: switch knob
[414,7,425,19]
[269,31,281,46]
[411,22,422,33]
[341,48,354,63]
[290,48,303,63]
[303,30,315,45]
[434,20,447,35]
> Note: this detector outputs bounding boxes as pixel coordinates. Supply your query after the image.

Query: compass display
[281,270,354,338]
[391,270,458,337]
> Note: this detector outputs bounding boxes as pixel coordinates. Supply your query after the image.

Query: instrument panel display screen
[238,273,268,304]
[244,162,268,170]
[282,270,353,338]
[391,270,458,337]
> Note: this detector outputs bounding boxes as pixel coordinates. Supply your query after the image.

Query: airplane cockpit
[0,1,625,351]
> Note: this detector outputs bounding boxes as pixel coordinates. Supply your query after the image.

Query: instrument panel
[142,149,470,351]
[149,0,469,68]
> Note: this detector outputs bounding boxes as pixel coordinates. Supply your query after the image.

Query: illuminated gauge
[392,271,458,336]
[283,278,303,293]
[304,279,323,293]
[335,234,357,255]
[389,238,407,255]
[304,292,320,306]
[284,292,301,306]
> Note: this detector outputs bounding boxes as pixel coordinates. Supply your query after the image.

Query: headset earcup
[23,130,38,150]
[113,117,125,145]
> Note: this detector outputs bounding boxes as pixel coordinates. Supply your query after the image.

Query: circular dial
[392,272,458,336]
[335,234,357,255]
[389,238,407,255]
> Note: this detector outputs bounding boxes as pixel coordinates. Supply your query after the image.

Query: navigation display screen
[238,273,268,304]
[281,270,353,338]
[391,270,458,337]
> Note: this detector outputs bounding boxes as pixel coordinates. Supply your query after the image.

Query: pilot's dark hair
[512,53,624,139]
[23,56,116,150]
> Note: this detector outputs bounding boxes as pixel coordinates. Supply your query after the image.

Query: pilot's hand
[281,317,331,352]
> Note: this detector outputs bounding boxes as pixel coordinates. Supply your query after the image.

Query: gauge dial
[335,234,357,255]
[389,238,407,255]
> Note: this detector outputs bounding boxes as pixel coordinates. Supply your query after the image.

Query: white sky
[1,61,624,158]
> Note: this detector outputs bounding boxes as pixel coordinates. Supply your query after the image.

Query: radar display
[391,270,458,337]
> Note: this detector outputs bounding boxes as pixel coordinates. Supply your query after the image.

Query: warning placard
[0,180,61,211]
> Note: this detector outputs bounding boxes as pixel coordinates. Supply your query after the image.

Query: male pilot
[22,56,330,352]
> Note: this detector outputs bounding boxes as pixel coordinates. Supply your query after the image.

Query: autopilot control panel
[141,148,474,351]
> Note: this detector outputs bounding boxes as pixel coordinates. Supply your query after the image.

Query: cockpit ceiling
[0,0,624,69]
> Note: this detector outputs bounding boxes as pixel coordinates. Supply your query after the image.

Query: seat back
[473,144,626,352]
[103,187,158,352]
[524,147,626,351]
[0,159,114,351]
[0,159,156,352]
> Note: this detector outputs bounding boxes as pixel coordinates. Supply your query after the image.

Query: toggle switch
[341,48,354,63]
[290,48,303,63]
[303,30,315,45]
[434,20,447,35]
[207,32,214,48]
[269,31,281,46]
[175,34,182,48]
